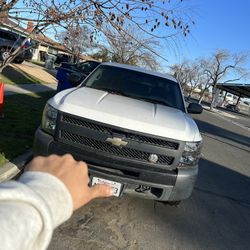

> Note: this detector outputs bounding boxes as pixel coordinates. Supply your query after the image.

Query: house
[0,18,93,62]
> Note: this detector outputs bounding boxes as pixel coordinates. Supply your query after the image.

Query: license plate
[91,177,122,197]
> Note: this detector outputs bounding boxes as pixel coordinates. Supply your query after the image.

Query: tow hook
[135,185,151,193]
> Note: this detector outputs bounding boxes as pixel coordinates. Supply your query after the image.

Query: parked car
[0,28,33,64]
[226,104,240,112]
[56,60,100,92]
[54,54,71,65]
[34,63,203,205]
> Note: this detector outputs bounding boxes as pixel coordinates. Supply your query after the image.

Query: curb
[0,150,33,182]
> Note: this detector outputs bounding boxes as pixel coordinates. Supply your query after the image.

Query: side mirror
[187,103,203,114]
[68,73,85,86]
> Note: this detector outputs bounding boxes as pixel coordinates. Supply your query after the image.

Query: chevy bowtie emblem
[105,137,128,147]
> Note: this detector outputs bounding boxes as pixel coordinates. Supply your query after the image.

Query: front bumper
[34,127,198,201]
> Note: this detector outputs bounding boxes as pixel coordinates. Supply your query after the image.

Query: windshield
[84,65,185,112]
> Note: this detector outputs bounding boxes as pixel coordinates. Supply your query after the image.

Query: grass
[30,59,45,67]
[1,65,46,85]
[0,91,55,166]
[0,153,7,166]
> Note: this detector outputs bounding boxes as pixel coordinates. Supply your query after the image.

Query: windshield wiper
[135,97,172,107]
[88,87,172,107]
[95,87,130,97]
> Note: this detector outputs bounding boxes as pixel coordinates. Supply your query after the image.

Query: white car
[34,63,203,204]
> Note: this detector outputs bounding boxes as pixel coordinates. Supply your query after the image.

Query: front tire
[0,47,11,61]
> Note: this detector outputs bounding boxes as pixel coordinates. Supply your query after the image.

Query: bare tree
[91,48,110,62]
[197,59,214,104]
[187,62,203,99]
[200,50,249,109]
[0,0,194,72]
[94,27,160,70]
[170,60,203,98]
[171,51,249,106]
[170,61,190,88]
[55,25,98,63]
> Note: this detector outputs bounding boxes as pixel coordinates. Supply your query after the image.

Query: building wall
[32,48,39,60]
[31,44,48,61]
[38,44,48,52]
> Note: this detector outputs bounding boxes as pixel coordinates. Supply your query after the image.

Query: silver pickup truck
[34,62,203,204]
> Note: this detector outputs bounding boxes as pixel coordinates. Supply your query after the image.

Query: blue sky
[162,0,250,81]
[14,0,249,84]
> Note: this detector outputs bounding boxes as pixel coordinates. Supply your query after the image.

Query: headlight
[179,141,203,166]
[41,103,58,135]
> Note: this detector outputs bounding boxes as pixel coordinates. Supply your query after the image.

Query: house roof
[1,18,68,50]
[0,18,92,58]
[0,17,27,33]
[31,33,70,52]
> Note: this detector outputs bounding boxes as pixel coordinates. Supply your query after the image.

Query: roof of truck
[101,62,177,82]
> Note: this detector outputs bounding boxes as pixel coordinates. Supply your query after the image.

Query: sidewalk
[12,61,57,84]
[2,60,58,95]
[0,150,33,182]
[4,83,57,96]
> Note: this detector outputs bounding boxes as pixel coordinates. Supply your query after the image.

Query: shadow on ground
[0,92,55,160]
[4,84,56,96]
[195,118,250,148]
[49,158,250,250]
[150,158,250,250]
[2,65,45,85]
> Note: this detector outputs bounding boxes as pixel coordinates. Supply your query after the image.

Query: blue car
[56,60,100,92]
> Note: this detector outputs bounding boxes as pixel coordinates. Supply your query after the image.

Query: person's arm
[0,154,113,250]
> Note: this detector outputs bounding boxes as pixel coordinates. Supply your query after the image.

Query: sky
[13,0,250,84]
[161,0,250,83]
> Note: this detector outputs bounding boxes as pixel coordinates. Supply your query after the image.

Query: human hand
[25,154,114,210]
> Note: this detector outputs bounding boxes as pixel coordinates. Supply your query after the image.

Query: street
[216,108,250,129]
[48,109,250,250]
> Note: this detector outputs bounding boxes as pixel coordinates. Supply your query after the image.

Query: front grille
[62,114,179,150]
[126,134,178,149]
[61,130,174,165]
[62,115,112,133]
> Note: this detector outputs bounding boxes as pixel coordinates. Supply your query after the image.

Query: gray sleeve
[0,172,73,250]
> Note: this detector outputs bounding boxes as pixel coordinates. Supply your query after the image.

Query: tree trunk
[198,89,206,104]
[199,83,210,104]
[210,85,218,110]
[188,89,194,100]
[210,94,215,110]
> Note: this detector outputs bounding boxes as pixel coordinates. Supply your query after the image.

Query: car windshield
[84,65,185,112]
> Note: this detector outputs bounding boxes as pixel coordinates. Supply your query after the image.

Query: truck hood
[50,87,201,141]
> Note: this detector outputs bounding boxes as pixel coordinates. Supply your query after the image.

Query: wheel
[0,47,11,61]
